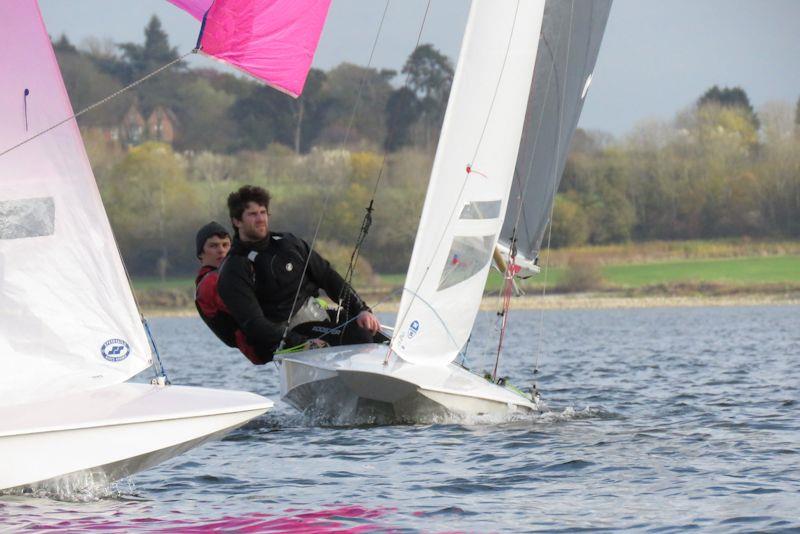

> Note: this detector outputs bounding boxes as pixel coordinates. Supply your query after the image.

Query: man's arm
[299,236,380,333]
[302,241,368,316]
[195,276,237,348]
[218,256,307,359]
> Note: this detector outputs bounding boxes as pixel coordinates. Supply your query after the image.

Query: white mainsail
[279,1,615,422]
[391,1,546,365]
[0,1,152,407]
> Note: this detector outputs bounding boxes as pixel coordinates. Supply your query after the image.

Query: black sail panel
[501,0,612,259]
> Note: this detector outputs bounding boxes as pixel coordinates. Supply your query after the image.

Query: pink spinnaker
[166,0,213,20]
[166,0,331,97]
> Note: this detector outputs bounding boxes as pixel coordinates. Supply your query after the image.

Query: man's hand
[304,339,329,350]
[356,310,381,334]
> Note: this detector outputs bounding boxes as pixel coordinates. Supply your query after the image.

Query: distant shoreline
[143,292,800,317]
[477,293,800,311]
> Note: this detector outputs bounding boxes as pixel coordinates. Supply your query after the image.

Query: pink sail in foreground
[0,0,152,405]
[166,0,331,97]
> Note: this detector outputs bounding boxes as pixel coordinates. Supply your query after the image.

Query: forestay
[0,2,151,406]
[501,0,612,260]
[392,1,546,366]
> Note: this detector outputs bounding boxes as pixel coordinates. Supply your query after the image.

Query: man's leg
[289,311,388,347]
[289,320,342,346]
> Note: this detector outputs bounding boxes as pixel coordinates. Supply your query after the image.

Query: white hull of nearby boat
[278,344,537,424]
[0,383,272,492]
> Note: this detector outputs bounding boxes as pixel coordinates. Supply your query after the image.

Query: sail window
[581,73,594,99]
[438,234,495,290]
[459,200,502,220]
[0,197,55,239]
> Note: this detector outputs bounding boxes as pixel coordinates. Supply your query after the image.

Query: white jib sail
[0,2,152,407]
[392,1,546,365]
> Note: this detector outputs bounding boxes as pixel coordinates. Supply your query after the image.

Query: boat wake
[289,396,544,427]
[287,401,617,428]
[534,405,620,422]
[0,471,136,503]
[224,398,616,430]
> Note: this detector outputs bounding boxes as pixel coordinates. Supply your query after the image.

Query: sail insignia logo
[101,338,131,362]
[408,320,420,339]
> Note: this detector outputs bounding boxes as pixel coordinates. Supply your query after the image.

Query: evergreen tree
[53,34,77,53]
[290,69,329,153]
[384,87,420,151]
[401,44,454,148]
[697,85,759,129]
[318,63,395,146]
[143,16,178,65]
[118,16,182,81]
[402,44,453,103]
[228,85,294,150]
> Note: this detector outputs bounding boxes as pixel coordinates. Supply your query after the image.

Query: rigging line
[387,0,522,362]
[492,255,515,381]
[280,1,394,344]
[102,174,167,378]
[0,51,194,160]
[340,0,392,148]
[143,317,169,383]
[506,18,560,240]
[337,0,433,312]
[492,6,560,378]
[393,287,461,350]
[369,0,431,200]
[534,1,577,378]
[110,178,167,378]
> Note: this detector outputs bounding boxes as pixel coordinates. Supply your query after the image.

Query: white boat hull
[278,344,537,424]
[0,383,272,492]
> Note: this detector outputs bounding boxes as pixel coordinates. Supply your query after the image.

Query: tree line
[55,16,452,155]
[552,86,800,247]
[55,18,800,279]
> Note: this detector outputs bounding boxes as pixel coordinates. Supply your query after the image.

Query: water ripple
[2,306,799,533]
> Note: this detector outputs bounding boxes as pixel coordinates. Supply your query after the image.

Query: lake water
[1,305,798,532]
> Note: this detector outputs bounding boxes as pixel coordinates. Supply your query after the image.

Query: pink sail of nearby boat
[166,0,332,97]
[166,0,213,20]
[0,0,272,493]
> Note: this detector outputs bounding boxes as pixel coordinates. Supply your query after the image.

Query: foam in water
[294,395,544,427]
[0,471,135,503]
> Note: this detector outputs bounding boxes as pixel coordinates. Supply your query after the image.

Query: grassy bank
[133,241,800,311]
[479,255,800,293]
[543,239,800,266]
[602,255,800,287]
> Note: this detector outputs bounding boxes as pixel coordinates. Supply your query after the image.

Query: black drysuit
[217,232,371,361]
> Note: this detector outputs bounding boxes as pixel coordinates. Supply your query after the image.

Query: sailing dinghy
[278,0,612,422]
[0,2,280,492]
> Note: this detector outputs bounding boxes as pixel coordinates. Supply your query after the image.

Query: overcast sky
[39,0,800,137]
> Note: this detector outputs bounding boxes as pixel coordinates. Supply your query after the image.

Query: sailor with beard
[218,185,382,362]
